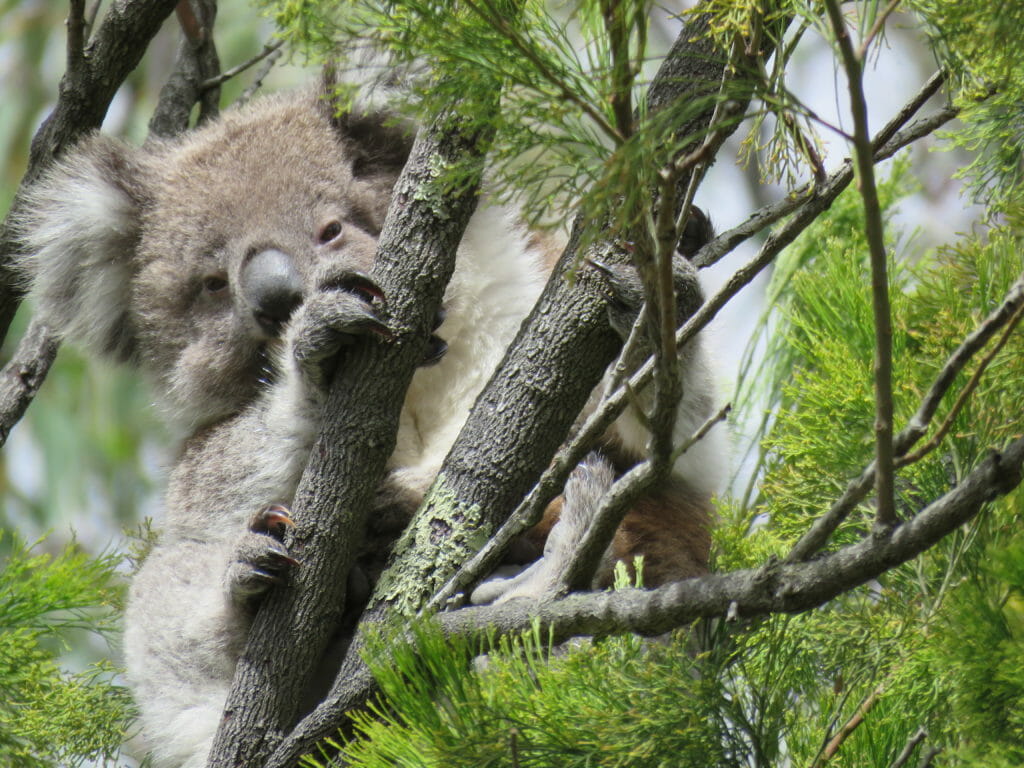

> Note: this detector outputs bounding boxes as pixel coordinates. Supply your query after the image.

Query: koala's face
[19,91,411,429]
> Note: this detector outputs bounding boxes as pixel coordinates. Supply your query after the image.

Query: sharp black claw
[432,306,447,331]
[323,271,385,304]
[420,334,448,366]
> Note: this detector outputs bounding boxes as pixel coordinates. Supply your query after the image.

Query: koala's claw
[228,506,300,601]
[250,503,295,540]
[321,270,385,304]
[421,334,448,366]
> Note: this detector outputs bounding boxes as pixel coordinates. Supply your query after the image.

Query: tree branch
[787,273,1024,562]
[148,0,222,138]
[206,105,497,768]
[824,0,897,526]
[0,319,59,449]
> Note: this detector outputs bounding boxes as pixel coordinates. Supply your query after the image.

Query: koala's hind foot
[227,504,299,603]
[470,453,617,605]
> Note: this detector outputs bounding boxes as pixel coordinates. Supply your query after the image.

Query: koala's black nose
[241,248,304,336]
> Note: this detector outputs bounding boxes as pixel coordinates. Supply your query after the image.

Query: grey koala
[15,86,725,768]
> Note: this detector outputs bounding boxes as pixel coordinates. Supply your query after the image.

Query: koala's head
[16,90,412,430]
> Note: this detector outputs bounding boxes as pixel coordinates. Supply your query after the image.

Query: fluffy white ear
[15,134,151,362]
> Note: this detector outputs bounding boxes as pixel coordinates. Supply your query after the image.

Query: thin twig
[787,274,1024,562]
[916,746,942,768]
[812,684,884,767]
[671,402,731,464]
[236,44,285,105]
[871,70,946,152]
[898,298,1024,468]
[825,0,897,527]
[889,727,927,768]
[201,39,285,90]
[694,71,956,270]
[463,0,624,144]
[426,97,964,611]
[859,0,903,60]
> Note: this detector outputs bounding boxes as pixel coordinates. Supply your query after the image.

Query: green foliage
[263,0,731,245]
[315,622,729,768]
[911,0,1024,206]
[0,534,133,767]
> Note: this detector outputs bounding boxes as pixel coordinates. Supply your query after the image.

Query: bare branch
[811,684,884,768]
[66,0,88,89]
[0,319,59,449]
[148,0,222,139]
[917,746,942,768]
[201,39,285,91]
[898,296,1024,468]
[889,728,928,768]
[788,274,1024,562]
[824,0,897,527]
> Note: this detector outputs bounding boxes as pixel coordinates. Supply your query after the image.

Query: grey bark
[148,0,222,139]
[206,106,497,768]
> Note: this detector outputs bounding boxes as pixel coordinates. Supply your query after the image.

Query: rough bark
[206,107,496,768]
[262,12,750,766]
[148,0,222,138]
[372,5,731,622]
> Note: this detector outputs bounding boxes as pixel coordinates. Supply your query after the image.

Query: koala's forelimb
[207,106,498,768]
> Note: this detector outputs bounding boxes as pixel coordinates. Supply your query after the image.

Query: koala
[15,85,725,768]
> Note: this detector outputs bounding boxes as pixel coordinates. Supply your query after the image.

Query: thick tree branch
[0,0,181,345]
[206,106,496,768]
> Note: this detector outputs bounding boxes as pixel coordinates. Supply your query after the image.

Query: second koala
[17,86,724,768]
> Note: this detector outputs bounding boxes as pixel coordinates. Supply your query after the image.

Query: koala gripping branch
[205,107,496,768]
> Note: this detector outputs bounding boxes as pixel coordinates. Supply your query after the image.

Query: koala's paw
[227,504,300,602]
[290,272,391,373]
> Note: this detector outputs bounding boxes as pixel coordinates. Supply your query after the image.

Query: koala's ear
[15,135,151,363]
[315,75,415,180]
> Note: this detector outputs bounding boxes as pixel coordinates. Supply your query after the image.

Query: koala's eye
[203,274,229,294]
[317,220,344,244]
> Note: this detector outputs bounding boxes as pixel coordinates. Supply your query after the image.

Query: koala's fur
[16,87,725,768]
